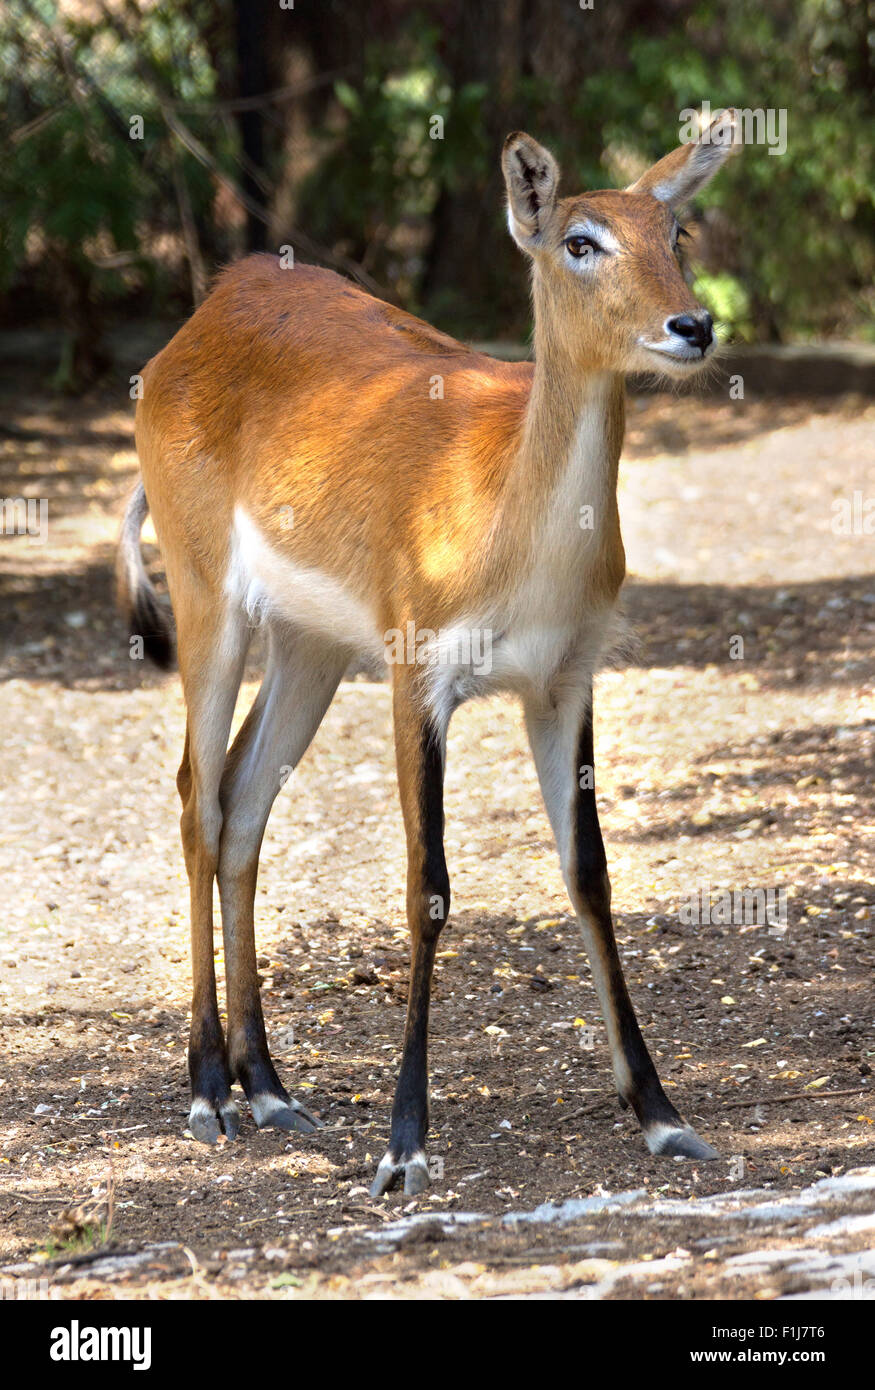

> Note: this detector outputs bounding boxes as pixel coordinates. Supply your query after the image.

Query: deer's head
[502,111,738,376]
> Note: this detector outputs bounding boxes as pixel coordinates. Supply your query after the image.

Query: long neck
[497,271,626,589]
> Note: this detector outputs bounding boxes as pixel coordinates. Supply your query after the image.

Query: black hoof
[645,1122,719,1160]
[249,1093,320,1134]
[188,1097,241,1144]
[370,1149,430,1197]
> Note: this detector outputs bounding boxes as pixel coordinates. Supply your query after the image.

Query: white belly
[226,507,384,660]
[227,507,621,728]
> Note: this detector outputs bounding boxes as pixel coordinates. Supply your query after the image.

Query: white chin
[637,345,712,376]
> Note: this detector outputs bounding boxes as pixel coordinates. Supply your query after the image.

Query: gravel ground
[1,373,873,1299]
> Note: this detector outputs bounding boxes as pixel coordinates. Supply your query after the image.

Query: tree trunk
[234,0,269,252]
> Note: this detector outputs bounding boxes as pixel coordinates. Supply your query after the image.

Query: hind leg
[217,627,347,1134]
[176,601,250,1143]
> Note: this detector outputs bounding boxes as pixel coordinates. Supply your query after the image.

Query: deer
[118,110,738,1195]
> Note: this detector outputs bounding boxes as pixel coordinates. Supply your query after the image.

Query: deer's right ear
[502,133,560,251]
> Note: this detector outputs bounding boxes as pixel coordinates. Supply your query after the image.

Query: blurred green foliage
[0,0,230,383]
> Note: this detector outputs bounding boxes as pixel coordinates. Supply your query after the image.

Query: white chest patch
[422,392,622,727]
[421,602,617,732]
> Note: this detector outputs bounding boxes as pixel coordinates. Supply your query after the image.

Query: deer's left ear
[629,109,739,210]
[502,132,560,251]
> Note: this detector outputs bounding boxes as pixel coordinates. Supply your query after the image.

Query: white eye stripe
[563,221,621,254]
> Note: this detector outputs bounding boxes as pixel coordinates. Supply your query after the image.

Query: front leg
[525,688,717,1160]
[371,668,450,1197]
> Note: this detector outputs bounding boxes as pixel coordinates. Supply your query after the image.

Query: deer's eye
[673,224,691,249]
[565,235,602,258]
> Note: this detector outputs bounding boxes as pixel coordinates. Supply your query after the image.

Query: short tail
[116,482,174,669]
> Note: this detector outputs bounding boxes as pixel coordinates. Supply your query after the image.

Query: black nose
[666,311,713,352]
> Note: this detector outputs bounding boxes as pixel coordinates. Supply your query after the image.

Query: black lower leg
[220,860,318,1134]
[386,929,441,1160]
[573,710,715,1156]
[184,797,239,1143]
[189,998,231,1101]
[188,992,239,1142]
[227,1000,283,1098]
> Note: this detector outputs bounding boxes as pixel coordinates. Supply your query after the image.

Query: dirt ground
[1,364,874,1300]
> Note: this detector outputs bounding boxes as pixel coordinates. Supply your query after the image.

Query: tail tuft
[130,584,174,670]
[116,482,174,670]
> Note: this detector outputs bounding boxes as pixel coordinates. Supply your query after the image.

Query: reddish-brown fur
[119,112,738,1189]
